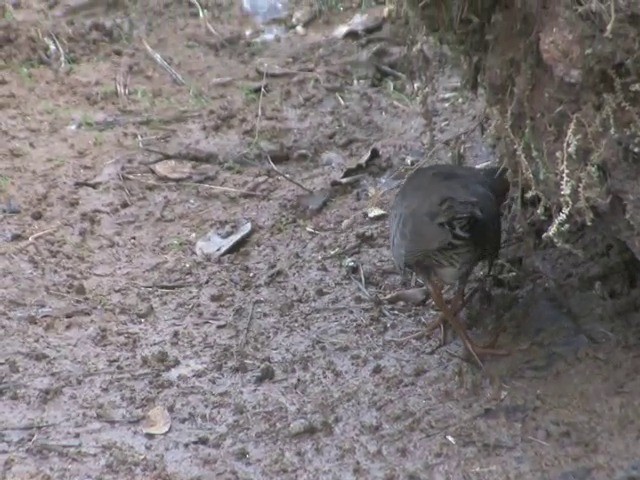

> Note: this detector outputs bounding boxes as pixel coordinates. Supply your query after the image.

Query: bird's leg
[479,327,505,349]
[427,280,510,368]
[395,283,485,345]
[427,286,466,346]
[427,280,482,367]
[395,285,465,344]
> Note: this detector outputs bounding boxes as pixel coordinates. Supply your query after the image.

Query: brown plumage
[389,163,510,367]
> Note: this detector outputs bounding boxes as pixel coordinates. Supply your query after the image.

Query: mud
[1,1,640,479]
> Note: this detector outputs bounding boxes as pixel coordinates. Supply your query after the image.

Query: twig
[137,282,196,290]
[115,69,130,99]
[604,0,616,38]
[210,76,235,86]
[0,422,59,432]
[255,64,317,78]
[253,67,268,143]
[49,32,67,71]
[123,175,266,197]
[141,146,221,165]
[241,300,258,348]
[47,290,85,303]
[28,225,59,242]
[141,38,186,86]
[73,111,200,132]
[376,64,406,80]
[182,181,266,197]
[350,262,393,319]
[266,155,313,193]
[527,435,551,447]
[189,0,225,42]
[118,172,132,204]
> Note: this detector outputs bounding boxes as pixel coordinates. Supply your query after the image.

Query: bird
[389,163,511,367]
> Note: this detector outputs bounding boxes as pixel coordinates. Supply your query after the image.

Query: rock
[254,363,275,384]
[555,467,593,480]
[291,6,316,27]
[288,418,319,437]
[616,460,640,480]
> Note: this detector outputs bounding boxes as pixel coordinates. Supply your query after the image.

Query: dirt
[1,1,640,479]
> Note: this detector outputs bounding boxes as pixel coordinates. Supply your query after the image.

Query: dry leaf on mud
[291,6,317,28]
[296,188,331,216]
[141,406,171,435]
[331,147,380,185]
[332,9,386,39]
[150,160,195,181]
[76,158,126,188]
[195,221,253,257]
[366,206,387,219]
[382,287,428,305]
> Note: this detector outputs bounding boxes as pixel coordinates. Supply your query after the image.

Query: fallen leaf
[332,10,386,39]
[195,222,253,257]
[151,160,195,181]
[330,147,380,186]
[76,158,126,188]
[141,406,171,435]
[296,188,331,216]
[366,207,387,219]
[383,287,428,305]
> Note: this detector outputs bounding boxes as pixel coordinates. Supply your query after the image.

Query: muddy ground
[1,1,640,479]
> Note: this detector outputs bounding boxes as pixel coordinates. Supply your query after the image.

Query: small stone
[254,363,275,384]
[2,199,21,215]
[31,210,43,220]
[8,232,24,242]
[74,282,87,296]
[292,150,311,162]
[136,303,154,319]
[289,419,319,437]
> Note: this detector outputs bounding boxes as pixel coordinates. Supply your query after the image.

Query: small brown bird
[389,163,511,367]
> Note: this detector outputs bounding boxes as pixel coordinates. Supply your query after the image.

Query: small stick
[255,64,317,78]
[266,155,313,193]
[189,0,225,41]
[141,39,186,86]
[350,263,393,319]
[253,67,268,143]
[604,0,616,38]
[241,300,258,348]
[210,77,235,86]
[182,181,266,197]
[49,32,67,70]
[137,283,195,290]
[118,172,132,204]
[28,225,59,242]
[123,175,265,197]
[527,435,551,447]
[115,70,130,99]
[0,422,58,432]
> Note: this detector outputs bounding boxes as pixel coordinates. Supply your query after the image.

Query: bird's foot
[391,316,444,345]
[478,326,506,350]
[460,327,520,369]
[390,330,426,344]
